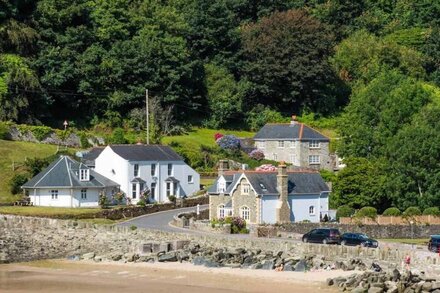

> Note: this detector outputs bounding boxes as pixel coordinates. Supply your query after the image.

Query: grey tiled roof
[22,156,119,189]
[82,147,104,166]
[164,176,180,183]
[131,177,146,183]
[208,171,329,196]
[253,123,329,141]
[109,144,183,161]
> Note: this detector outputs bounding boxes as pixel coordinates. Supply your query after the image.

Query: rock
[432,290,440,293]
[124,253,136,262]
[352,287,368,293]
[392,269,401,282]
[192,256,205,266]
[111,254,123,261]
[283,263,294,271]
[294,260,308,272]
[94,255,104,262]
[262,260,275,270]
[421,281,432,291]
[158,252,177,262]
[223,263,241,268]
[333,277,347,286]
[326,278,334,286]
[432,282,440,290]
[82,252,95,260]
[249,263,263,270]
[367,287,383,293]
[203,259,220,268]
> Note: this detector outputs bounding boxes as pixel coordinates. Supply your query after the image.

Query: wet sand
[0,260,354,292]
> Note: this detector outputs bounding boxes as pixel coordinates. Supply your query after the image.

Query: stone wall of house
[1,215,438,266]
[298,141,331,170]
[273,222,440,239]
[231,178,258,224]
[209,194,231,219]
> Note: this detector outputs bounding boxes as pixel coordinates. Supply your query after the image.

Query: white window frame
[134,164,139,177]
[278,141,284,148]
[51,190,58,200]
[81,189,87,200]
[309,140,320,149]
[166,182,172,197]
[79,169,89,181]
[289,154,296,164]
[290,140,296,148]
[309,205,315,215]
[242,183,250,195]
[273,153,278,161]
[132,183,137,199]
[151,163,156,176]
[167,163,173,176]
[308,155,320,165]
[188,175,194,184]
[218,204,225,219]
[240,206,250,221]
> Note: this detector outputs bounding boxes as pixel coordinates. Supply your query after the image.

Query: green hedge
[382,207,401,216]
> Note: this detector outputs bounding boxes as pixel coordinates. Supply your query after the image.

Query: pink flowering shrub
[249,149,265,160]
[214,133,224,141]
[255,164,277,172]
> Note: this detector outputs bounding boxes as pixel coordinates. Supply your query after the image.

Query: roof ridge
[65,157,73,187]
[33,156,65,187]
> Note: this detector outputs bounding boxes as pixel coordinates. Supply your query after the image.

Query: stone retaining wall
[1,214,439,266]
[274,222,440,239]
[340,215,440,225]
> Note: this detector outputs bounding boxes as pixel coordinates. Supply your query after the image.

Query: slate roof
[253,123,329,141]
[131,177,146,183]
[165,176,180,183]
[109,144,183,161]
[208,171,329,196]
[82,147,104,167]
[22,156,119,189]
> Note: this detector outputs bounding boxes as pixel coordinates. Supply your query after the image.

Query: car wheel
[303,237,308,243]
[323,238,328,245]
[341,240,346,246]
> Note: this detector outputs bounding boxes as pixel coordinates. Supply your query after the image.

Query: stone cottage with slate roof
[93,144,200,204]
[22,156,119,207]
[253,117,331,170]
[208,160,330,224]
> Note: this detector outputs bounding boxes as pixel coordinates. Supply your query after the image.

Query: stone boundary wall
[340,215,440,225]
[1,214,439,266]
[271,223,440,239]
[171,210,228,234]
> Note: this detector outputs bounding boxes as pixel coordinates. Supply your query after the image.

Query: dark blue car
[428,235,440,252]
[340,233,378,248]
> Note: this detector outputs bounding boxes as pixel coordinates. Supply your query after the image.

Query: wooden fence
[340,215,440,225]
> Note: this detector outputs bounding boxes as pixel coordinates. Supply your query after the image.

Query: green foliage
[403,206,422,217]
[9,173,28,195]
[111,128,127,144]
[354,207,377,219]
[130,225,137,231]
[30,126,52,141]
[423,207,440,216]
[382,207,401,216]
[24,157,52,177]
[319,169,336,183]
[78,131,91,148]
[0,122,10,139]
[336,205,355,220]
[246,105,288,131]
[167,195,176,203]
[98,193,110,209]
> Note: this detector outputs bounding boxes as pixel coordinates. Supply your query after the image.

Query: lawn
[0,140,67,204]
[0,206,102,219]
[379,238,429,245]
[162,127,255,150]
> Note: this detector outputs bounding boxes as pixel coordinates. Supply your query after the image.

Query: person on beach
[404,254,411,271]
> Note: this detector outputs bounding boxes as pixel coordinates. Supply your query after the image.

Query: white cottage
[92,144,200,203]
[22,156,119,207]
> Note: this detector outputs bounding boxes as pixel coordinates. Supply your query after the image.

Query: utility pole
[146,89,149,145]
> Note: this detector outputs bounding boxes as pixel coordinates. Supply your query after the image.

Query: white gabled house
[92,144,200,203]
[22,156,119,207]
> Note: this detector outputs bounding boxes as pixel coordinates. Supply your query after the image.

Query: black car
[428,235,440,252]
[302,228,341,244]
[340,233,378,248]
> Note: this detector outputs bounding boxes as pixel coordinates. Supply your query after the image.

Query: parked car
[302,228,341,244]
[428,235,440,252]
[340,233,378,248]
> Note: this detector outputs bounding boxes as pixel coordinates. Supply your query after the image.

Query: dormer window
[218,182,226,193]
[259,183,266,191]
[79,169,89,181]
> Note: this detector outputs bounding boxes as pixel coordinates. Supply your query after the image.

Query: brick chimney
[290,115,297,125]
[218,160,229,177]
[276,161,291,223]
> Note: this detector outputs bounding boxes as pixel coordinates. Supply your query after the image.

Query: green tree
[335,205,355,220]
[240,9,344,114]
[382,207,401,216]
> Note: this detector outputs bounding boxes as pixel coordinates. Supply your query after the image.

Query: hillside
[0,140,63,203]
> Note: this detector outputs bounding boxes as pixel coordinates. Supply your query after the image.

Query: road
[117,205,208,233]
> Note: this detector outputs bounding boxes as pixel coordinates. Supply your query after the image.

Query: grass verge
[0,206,102,219]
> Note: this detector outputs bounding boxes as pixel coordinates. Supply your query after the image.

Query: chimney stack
[276,161,291,223]
[218,160,229,177]
[290,115,297,125]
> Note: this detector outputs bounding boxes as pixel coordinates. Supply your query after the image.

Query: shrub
[30,126,53,141]
[216,135,240,150]
[255,164,277,172]
[355,207,377,219]
[0,122,10,139]
[246,105,288,131]
[98,193,110,209]
[111,128,127,144]
[168,195,176,203]
[9,173,29,194]
[382,207,401,216]
[403,206,422,217]
[249,149,265,160]
[423,207,440,216]
[130,225,137,231]
[113,191,126,205]
[79,131,91,148]
[336,205,355,220]
[214,133,224,141]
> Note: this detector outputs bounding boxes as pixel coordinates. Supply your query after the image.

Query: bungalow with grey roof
[208,160,330,224]
[22,156,119,207]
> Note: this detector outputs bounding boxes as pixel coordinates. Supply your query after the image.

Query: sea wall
[1,215,438,266]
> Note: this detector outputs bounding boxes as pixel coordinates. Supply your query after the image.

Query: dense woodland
[1,0,440,212]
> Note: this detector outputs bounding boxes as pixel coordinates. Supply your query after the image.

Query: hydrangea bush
[249,149,265,160]
[255,164,277,171]
[216,134,240,150]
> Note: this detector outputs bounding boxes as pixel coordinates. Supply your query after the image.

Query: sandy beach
[0,260,359,292]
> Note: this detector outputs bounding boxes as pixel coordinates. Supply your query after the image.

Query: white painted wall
[94,146,200,203]
[288,194,328,223]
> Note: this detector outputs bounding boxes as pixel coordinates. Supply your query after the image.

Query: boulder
[192,256,205,266]
[432,282,440,290]
[262,260,275,270]
[82,252,95,260]
[158,252,177,262]
[283,263,294,271]
[294,259,308,272]
[367,287,383,293]
[326,278,334,286]
[203,259,220,268]
[352,287,368,293]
